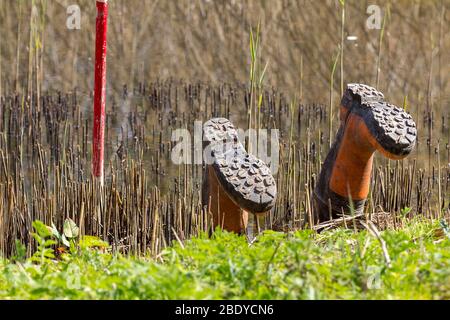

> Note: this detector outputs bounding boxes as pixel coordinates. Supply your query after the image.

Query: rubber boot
[202,118,277,233]
[314,83,417,223]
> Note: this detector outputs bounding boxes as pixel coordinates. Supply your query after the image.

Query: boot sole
[342,83,417,157]
[203,118,277,213]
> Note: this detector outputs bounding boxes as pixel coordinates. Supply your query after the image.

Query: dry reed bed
[0,81,448,257]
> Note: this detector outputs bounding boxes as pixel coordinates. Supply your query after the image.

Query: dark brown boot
[314,84,417,223]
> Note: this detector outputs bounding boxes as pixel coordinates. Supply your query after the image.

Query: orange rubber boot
[314,84,417,223]
[203,165,249,233]
[202,118,277,234]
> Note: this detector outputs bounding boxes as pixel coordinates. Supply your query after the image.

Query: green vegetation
[1,218,449,299]
[0,1,448,301]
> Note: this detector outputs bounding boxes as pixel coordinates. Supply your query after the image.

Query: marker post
[92,0,109,185]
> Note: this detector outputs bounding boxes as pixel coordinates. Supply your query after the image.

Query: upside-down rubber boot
[314,83,417,223]
[202,118,277,233]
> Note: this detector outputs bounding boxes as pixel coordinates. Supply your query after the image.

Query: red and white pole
[92,0,109,185]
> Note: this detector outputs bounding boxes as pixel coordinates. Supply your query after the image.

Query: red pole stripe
[92,0,108,181]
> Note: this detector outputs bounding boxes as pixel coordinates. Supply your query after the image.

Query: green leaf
[50,223,61,241]
[440,220,450,240]
[12,239,27,262]
[43,239,57,247]
[63,218,79,239]
[61,234,70,247]
[400,207,412,217]
[32,220,52,238]
[258,60,269,87]
[31,233,43,245]
[80,236,109,250]
[249,28,255,62]
[42,249,55,259]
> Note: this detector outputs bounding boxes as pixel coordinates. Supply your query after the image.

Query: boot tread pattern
[203,118,277,213]
[343,84,417,156]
